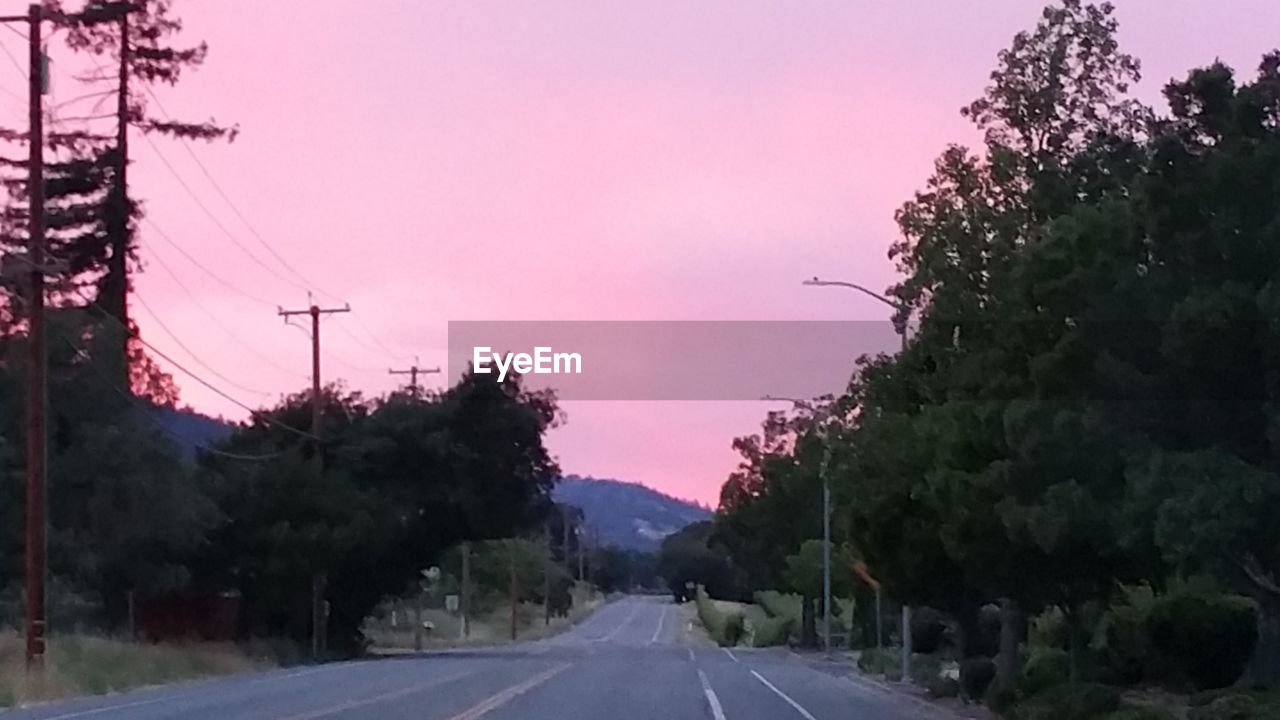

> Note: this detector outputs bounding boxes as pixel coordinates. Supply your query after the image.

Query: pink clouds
[14,0,1269,505]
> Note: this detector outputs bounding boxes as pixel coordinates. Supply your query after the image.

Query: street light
[802,275,913,675]
[761,394,835,653]
[803,277,909,352]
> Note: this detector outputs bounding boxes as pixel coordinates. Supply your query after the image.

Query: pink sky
[4,1,1277,505]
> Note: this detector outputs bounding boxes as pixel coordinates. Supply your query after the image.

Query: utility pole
[576,526,584,583]
[388,357,439,397]
[460,542,471,639]
[821,442,832,654]
[543,521,552,626]
[20,1,46,678]
[278,297,350,659]
[561,506,571,577]
[509,553,518,641]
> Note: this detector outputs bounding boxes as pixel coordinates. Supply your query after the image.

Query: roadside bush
[750,616,793,647]
[926,676,961,699]
[1101,709,1178,720]
[1030,607,1069,650]
[1186,694,1258,720]
[1018,683,1121,720]
[1095,584,1156,686]
[1145,592,1256,690]
[857,647,899,676]
[1020,647,1070,697]
[911,607,948,654]
[755,591,800,621]
[960,657,996,701]
[696,586,744,647]
[910,652,945,684]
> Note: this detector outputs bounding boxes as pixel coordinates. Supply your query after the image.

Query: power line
[136,130,313,294]
[54,332,288,462]
[140,85,410,364]
[59,283,319,442]
[142,216,278,307]
[132,289,274,397]
[142,84,342,302]
[143,241,304,379]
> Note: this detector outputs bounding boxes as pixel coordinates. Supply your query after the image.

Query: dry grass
[0,631,274,708]
[365,586,605,652]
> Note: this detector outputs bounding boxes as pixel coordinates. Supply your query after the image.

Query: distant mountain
[151,406,233,460]
[149,413,710,553]
[552,475,712,552]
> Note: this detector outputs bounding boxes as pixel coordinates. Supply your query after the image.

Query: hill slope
[552,475,711,552]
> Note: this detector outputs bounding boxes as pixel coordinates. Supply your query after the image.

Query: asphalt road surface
[4,596,939,720]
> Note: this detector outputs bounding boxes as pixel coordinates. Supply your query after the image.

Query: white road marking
[687,648,696,661]
[751,670,819,720]
[649,604,667,644]
[697,669,728,720]
[276,669,475,720]
[37,696,173,720]
[448,663,571,720]
[597,601,641,642]
[723,648,739,663]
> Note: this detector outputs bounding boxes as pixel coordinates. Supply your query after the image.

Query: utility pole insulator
[388,356,440,397]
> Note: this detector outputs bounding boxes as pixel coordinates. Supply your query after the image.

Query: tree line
[0,303,567,653]
[704,0,1280,697]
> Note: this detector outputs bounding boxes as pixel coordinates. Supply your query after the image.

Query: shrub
[1019,683,1122,720]
[857,647,899,676]
[960,657,996,701]
[910,652,945,684]
[1020,647,1070,697]
[755,591,801,622]
[1101,709,1178,720]
[1145,592,1256,690]
[911,607,949,654]
[1030,607,1069,650]
[696,586,744,647]
[1186,694,1258,720]
[926,676,961,699]
[750,616,793,647]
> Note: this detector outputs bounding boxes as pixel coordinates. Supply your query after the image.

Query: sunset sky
[3,1,1277,505]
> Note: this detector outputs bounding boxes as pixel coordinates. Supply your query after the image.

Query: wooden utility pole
[577,526,584,583]
[560,506,571,577]
[509,555,518,641]
[21,1,46,677]
[278,298,349,659]
[543,522,551,626]
[459,542,471,639]
[388,357,439,397]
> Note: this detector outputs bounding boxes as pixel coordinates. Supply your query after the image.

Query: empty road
[4,596,938,719]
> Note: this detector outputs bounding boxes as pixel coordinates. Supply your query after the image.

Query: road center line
[697,669,728,720]
[750,670,819,720]
[448,663,571,720]
[649,605,667,644]
[597,602,641,642]
[723,648,739,663]
[687,648,696,661]
[276,669,475,720]
[38,696,173,720]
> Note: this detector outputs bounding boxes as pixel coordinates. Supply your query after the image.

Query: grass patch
[696,587,745,647]
[364,584,604,650]
[0,631,273,706]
